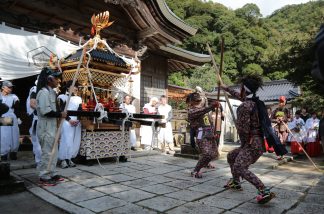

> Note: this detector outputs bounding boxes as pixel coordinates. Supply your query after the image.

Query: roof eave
[160,44,211,64]
[155,0,197,36]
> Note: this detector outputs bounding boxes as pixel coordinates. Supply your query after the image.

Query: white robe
[157,104,173,145]
[0,93,20,155]
[140,103,157,146]
[287,117,306,142]
[119,103,137,147]
[305,117,320,143]
[58,94,82,160]
[27,86,42,164]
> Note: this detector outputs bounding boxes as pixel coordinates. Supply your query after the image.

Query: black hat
[44,67,62,78]
[240,74,263,94]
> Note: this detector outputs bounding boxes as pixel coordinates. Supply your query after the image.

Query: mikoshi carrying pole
[46,48,85,171]
[206,43,237,125]
[283,122,321,172]
[214,37,224,135]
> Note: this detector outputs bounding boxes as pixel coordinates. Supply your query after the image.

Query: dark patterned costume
[188,104,218,173]
[271,107,290,145]
[225,87,265,189]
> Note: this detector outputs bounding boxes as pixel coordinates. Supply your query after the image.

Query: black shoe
[131,147,137,151]
[119,156,128,162]
[52,175,65,182]
[39,178,57,186]
[1,154,8,161]
[9,152,17,160]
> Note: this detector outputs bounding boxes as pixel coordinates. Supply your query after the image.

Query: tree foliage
[166,0,324,110]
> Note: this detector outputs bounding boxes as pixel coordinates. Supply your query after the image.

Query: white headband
[243,85,251,93]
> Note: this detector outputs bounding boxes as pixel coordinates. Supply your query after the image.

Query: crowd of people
[269,96,324,159]
[0,67,175,185]
[1,69,324,203]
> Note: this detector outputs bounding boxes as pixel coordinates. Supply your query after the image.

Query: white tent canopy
[0,23,78,80]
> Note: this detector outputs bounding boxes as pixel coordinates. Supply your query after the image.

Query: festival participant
[140,97,158,150]
[305,112,320,144]
[26,78,42,166]
[58,80,82,169]
[271,96,290,160]
[288,110,306,143]
[221,74,275,204]
[157,95,174,154]
[187,92,220,178]
[0,81,21,161]
[36,67,67,186]
[120,95,137,151]
[300,107,310,123]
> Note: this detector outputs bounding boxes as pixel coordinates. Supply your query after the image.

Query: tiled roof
[214,79,301,102]
[64,49,128,68]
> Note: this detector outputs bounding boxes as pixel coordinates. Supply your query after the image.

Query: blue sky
[212,0,312,16]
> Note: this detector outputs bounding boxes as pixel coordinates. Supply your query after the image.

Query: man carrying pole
[36,67,67,186]
[220,74,276,204]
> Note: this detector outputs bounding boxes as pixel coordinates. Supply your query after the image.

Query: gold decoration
[91,11,114,39]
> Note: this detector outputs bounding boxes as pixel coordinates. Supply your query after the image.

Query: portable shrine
[57,11,164,160]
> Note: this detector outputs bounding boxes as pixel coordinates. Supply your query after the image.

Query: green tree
[242,63,263,75]
[165,0,324,102]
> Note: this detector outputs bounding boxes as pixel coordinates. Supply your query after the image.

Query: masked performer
[221,74,276,204]
[188,92,220,178]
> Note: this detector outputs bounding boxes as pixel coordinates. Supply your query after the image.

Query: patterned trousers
[278,131,288,145]
[194,139,218,172]
[227,138,264,189]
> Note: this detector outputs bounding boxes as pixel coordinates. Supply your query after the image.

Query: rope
[89,130,105,169]
[120,111,134,159]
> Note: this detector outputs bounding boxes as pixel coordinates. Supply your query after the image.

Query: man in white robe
[157,95,174,154]
[0,81,21,161]
[58,81,82,168]
[305,112,320,143]
[27,79,42,166]
[141,97,158,150]
[119,95,137,150]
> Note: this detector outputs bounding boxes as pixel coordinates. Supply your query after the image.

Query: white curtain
[0,23,78,80]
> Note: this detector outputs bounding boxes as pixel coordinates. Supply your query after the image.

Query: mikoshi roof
[64,49,129,69]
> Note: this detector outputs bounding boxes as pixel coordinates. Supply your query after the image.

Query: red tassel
[91,26,96,37]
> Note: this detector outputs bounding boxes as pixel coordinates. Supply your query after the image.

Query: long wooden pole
[214,38,224,135]
[283,122,321,171]
[206,43,237,125]
[47,48,85,171]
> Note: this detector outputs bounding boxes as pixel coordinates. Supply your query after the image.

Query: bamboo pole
[214,38,224,135]
[47,48,85,171]
[206,43,237,125]
[283,122,321,172]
